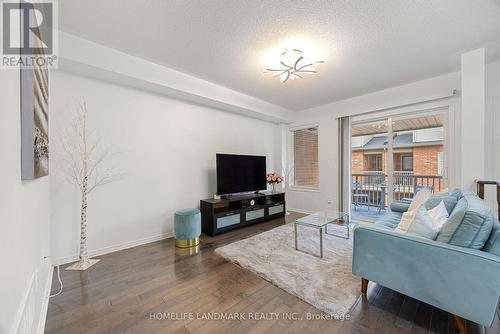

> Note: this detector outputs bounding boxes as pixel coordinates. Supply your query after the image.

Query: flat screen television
[216,154,266,195]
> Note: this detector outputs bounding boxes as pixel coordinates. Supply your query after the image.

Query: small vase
[271,183,277,193]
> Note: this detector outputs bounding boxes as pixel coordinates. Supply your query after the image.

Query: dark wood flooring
[45,212,496,334]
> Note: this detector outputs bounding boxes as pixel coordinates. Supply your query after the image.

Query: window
[364,153,382,171]
[291,126,319,188]
[402,155,413,171]
[393,153,413,172]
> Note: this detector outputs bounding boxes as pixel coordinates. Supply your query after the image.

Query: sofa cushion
[390,201,411,213]
[461,189,478,196]
[374,211,403,230]
[449,188,463,200]
[483,221,500,256]
[436,192,495,249]
[424,191,459,214]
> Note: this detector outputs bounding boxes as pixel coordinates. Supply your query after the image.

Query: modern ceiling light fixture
[264,49,324,83]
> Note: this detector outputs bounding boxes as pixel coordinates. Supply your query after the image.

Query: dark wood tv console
[200,192,285,236]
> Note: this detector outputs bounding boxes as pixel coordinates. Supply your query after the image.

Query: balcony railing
[352,172,444,210]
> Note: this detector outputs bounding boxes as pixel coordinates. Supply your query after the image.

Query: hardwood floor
[45,212,491,334]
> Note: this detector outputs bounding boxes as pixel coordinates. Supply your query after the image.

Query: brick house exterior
[352,145,443,175]
[292,128,444,190]
[352,150,364,173]
[413,145,443,175]
[351,128,445,210]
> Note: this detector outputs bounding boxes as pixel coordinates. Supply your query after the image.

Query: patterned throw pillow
[395,206,440,240]
[408,188,432,212]
[427,200,449,230]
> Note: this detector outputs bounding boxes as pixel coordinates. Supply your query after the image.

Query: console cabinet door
[268,203,284,216]
[245,208,265,221]
[214,212,241,229]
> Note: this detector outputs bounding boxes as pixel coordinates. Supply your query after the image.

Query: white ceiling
[59,0,500,111]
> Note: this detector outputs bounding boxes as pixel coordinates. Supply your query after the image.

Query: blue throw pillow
[425,191,459,214]
[436,193,495,249]
[449,188,463,200]
[483,221,500,256]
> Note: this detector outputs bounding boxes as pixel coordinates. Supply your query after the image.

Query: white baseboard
[10,265,52,334]
[287,208,313,214]
[36,266,53,334]
[9,273,35,334]
[53,232,174,265]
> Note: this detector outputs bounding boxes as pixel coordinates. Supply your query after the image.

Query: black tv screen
[216,154,267,195]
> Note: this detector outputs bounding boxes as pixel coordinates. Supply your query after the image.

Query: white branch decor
[281,163,295,215]
[61,100,122,271]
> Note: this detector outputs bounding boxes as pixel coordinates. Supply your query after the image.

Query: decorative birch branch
[58,99,122,269]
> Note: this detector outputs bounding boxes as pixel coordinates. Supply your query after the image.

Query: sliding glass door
[350,111,447,223]
[351,119,390,222]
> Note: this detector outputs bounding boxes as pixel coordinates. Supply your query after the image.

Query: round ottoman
[174,208,201,248]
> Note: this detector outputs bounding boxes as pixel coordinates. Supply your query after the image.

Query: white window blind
[292,126,319,188]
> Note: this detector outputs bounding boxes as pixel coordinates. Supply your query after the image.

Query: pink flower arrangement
[266,172,284,184]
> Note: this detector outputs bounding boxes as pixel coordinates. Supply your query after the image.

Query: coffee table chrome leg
[294,223,323,258]
[325,219,350,239]
[294,223,298,250]
[320,227,323,258]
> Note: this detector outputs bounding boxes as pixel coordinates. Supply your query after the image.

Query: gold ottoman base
[175,237,200,248]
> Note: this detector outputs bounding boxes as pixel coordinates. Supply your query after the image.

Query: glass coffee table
[294,211,350,258]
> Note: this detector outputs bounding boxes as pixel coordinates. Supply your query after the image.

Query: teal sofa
[352,189,500,332]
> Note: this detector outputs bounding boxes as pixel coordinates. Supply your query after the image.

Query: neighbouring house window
[364,154,382,171]
[291,126,319,188]
[393,153,413,172]
[402,155,413,171]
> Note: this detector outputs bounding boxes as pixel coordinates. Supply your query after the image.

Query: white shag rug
[215,223,360,316]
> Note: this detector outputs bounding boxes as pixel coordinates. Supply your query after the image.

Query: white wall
[0,71,51,333]
[286,112,339,213]
[486,61,500,180]
[461,49,485,188]
[50,71,278,263]
[59,32,295,124]
[485,60,500,217]
[287,71,459,212]
[286,60,500,213]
